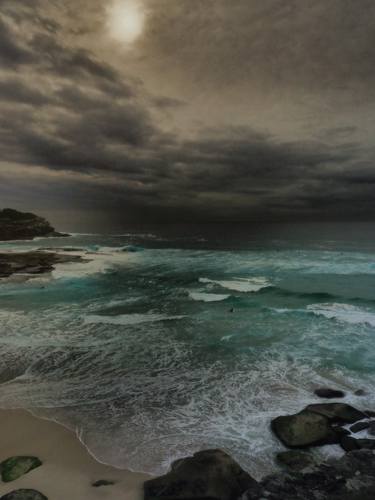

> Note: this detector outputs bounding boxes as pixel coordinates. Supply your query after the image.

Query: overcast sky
[0,0,374,229]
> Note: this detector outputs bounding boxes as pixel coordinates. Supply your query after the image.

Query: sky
[0,0,374,229]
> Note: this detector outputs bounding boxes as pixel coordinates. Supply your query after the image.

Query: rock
[0,252,87,279]
[355,389,366,396]
[143,449,257,500]
[92,480,115,487]
[314,388,345,399]
[368,421,375,436]
[0,456,42,482]
[350,421,370,433]
[276,450,317,471]
[340,436,375,452]
[306,403,367,424]
[331,424,350,437]
[271,409,339,448]
[366,410,375,418]
[243,450,375,500]
[0,208,67,241]
[355,439,375,450]
[0,490,47,500]
[341,436,360,452]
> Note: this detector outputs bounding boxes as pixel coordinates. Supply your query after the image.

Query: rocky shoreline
[1,396,375,499]
[0,251,86,279]
[0,208,88,279]
[142,448,375,500]
[143,397,375,500]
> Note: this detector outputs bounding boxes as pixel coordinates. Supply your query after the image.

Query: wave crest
[199,277,271,293]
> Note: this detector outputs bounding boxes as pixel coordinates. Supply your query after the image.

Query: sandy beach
[0,410,150,500]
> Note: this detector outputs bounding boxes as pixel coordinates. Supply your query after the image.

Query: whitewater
[0,223,375,479]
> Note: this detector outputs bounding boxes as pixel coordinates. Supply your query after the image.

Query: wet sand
[0,409,150,500]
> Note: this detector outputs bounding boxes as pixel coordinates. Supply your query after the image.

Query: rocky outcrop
[0,208,67,241]
[0,491,47,500]
[271,408,340,448]
[305,403,367,424]
[271,403,369,449]
[145,449,375,500]
[243,450,375,500]
[341,436,375,451]
[350,421,370,433]
[314,388,345,399]
[0,251,86,279]
[144,449,257,500]
[276,450,317,471]
[0,456,42,482]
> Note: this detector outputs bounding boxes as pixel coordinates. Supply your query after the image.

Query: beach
[0,410,149,500]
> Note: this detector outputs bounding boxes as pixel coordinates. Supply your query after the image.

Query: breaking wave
[84,313,186,326]
[188,292,230,302]
[199,277,272,293]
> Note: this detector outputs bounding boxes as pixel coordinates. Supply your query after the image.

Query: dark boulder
[271,409,339,448]
[368,421,375,435]
[314,388,345,399]
[340,436,375,452]
[0,491,47,500]
[355,439,375,450]
[0,456,42,482]
[276,450,317,471]
[331,424,350,437]
[340,436,360,452]
[350,421,370,433]
[143,449,257,500]
[306,403,367,424]
[243,450,375,500]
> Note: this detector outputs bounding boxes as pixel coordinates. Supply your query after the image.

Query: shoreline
[0,409,150,500]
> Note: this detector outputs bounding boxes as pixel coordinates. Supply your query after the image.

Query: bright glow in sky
[107,0,145,44]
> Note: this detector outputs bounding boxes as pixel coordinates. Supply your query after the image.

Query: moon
[107,0,145,45]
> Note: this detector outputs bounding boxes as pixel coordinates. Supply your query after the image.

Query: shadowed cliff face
[0,208,65,241]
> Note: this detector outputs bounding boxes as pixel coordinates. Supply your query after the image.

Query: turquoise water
[0,223,375,477]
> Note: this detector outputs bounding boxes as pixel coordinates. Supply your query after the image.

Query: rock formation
[144,449,257,500]
[0,208,67,241]
[0,456,42,482]
[0,251,86,279]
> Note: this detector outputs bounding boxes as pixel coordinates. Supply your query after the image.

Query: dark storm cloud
[30,33,124,85]
[0,16,33,64]
[0,79,50,105]
[0,0,375,223]
[143,0,375,94]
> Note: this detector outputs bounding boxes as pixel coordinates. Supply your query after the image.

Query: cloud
[0,0,375,224]
[141,0,375,94]
[0,16,34,65]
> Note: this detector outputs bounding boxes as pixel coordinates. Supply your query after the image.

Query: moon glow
[107,0,145,45]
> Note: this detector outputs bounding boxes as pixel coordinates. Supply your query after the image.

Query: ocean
[0,222,375,478]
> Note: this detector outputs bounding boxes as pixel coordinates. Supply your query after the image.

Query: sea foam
[307,303,375,327]
[199,277,271,292]
[189,292,230,302]
[84,313,186,326]
[273,303,375,327]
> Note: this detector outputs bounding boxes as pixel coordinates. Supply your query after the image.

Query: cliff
[0,209,67,241]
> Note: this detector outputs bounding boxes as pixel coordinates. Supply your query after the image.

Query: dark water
[0,222,374,477]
